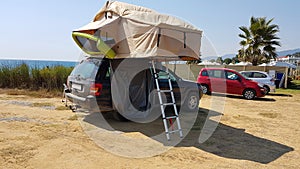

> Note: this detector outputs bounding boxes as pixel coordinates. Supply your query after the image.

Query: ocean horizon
[0,59,78,69]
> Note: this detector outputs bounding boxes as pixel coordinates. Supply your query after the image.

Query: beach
[0,90,299,169]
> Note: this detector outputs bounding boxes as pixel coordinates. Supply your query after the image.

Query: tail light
[90,83,103,96]
[270,78,275,82]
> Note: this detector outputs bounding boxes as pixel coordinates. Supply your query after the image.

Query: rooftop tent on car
[70,1,203,140]
[72,1,202,61]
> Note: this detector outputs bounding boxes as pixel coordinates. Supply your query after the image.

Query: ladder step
[165,116,178,120]
[158,90,172,93]
[162,103,175,106]
[167,129,182,134]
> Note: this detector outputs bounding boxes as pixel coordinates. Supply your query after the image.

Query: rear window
[71,59,102,79]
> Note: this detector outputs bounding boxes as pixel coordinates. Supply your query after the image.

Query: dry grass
[32,102,54,107]
[67,115,78,121]
[55,105,70,111]
[0,88,62,98]
[258,112,279,118]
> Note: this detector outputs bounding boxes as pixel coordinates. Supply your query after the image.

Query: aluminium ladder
[151,60,183,141]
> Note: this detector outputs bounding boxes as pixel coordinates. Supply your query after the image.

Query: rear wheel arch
[200,83,211,95]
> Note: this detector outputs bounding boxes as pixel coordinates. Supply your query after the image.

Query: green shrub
[31,66,42,90]
[0,63,73,92]
[0,66,12,88]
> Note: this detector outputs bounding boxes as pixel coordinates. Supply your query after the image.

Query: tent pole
[284,67,288,88]
[174,60,177,74]
[165,58,169,71]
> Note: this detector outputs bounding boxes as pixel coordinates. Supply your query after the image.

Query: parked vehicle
[65,57,203,120]
[197,68,266,99]
[240,71,275,94]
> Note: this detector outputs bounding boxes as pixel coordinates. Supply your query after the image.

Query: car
[64,57,203,120]
[197,68,266,100]
[239,71,275,94]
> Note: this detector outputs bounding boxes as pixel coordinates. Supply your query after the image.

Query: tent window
[76,36,100,52]
[157,28,161,47]
[100,31,116,48]
[184,32,186,48]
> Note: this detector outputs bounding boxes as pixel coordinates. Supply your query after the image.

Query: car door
[208,70,226,93]
[225,70,244,95]
[95,60,112,110]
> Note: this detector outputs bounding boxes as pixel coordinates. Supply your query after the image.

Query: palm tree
[238,17,280,65]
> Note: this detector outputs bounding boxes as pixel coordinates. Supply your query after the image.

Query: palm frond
[237,16,280,65]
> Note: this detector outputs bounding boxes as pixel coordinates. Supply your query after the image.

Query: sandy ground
[0,91,300,169]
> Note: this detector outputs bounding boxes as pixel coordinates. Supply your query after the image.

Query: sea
[0,59,78,69]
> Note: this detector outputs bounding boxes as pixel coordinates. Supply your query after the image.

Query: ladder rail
[151,60,183,140]
[166,69,183,138]
[152,60,171,140]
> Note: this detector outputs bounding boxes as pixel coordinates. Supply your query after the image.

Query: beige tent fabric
[73,1,202,60]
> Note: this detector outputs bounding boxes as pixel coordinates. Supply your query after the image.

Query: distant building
[277,55,300,66]
[198,60,221,65]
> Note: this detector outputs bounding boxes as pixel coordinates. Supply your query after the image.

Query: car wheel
[184,92,199,111]
[201,84,211,95]
[263,85,270,94]
[243,89,256,100]
[112,112,129,122]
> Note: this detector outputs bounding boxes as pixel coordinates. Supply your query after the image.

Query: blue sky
[0,0,299,61]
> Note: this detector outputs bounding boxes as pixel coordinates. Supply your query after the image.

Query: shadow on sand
[82,107,293,164]
[210,93,277,102]
[268,93,293,97]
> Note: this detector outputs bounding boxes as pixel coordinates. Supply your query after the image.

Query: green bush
[0,66,11,87]
[0,63,73,92]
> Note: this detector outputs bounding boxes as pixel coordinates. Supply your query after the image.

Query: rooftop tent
[72,1,202,61]
[71,1,202,120]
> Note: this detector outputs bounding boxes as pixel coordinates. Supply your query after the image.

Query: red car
[197,68,266,99]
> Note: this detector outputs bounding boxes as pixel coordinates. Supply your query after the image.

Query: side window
[157,70,176,81]
[209,70,224,78]
[226,71,239,80]
[253,72,267,78]
[201,70,208,76]
[241,72,252,78]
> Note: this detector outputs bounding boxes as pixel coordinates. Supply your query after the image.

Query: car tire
[263,85,270,94]
[243,89,256,100]
[184,91,200,112]
[201,84,211,95]
[112,112,129,122]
